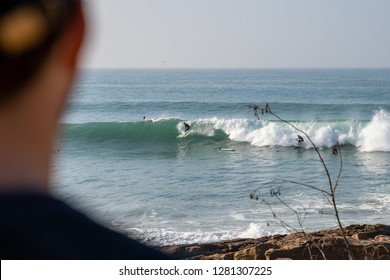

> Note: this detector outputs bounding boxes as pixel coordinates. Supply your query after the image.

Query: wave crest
[62,110,390,152]
[359,109,390,152]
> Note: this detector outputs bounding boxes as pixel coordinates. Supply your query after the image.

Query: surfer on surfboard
[295,135,304,145]
[183,122,190,132]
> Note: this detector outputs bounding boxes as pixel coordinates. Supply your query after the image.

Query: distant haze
[81,0,390,69]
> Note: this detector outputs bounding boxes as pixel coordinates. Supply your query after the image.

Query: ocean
[53,68,390,246]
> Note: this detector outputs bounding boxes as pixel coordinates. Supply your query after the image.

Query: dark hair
[0,0,78,101]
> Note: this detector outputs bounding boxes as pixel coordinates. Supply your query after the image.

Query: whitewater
[63,109,390,151]
[53,69,390,246]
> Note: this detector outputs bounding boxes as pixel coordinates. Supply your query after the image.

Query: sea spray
[359,109,390,152]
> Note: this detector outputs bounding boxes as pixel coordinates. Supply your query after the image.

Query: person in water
[248,104,260,120]
[184,122,190,132]
[265,103,271,113]
[296,135,304,145]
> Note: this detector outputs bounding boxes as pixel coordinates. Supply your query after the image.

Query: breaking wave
[61,110,390,152]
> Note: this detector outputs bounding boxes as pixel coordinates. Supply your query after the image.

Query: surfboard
[178,131,190,138]
[219,148,235,152]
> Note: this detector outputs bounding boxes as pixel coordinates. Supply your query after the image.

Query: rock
[233,247,252,260]
[159,224,390,260]
[234,243,273,260]
[266,246,308,260]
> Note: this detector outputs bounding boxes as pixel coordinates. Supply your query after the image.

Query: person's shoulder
[0,192,170,260]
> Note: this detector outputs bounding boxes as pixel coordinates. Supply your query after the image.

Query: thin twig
[270,111,334,190]
[280,179,332,196]
[267,106,354,259]
[334,145,343,193]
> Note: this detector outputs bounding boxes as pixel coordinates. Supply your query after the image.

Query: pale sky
[81,0,390,69]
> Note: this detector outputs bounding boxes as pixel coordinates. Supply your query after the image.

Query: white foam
[236,223,277,239]
[211,118,296,147]
[358,109,390,152]
[129,222,284,246]
[193,110,390,152]
[129,227,235,246]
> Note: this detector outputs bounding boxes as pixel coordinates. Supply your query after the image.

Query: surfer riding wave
[295,135,304,145]
[183,122,190,132]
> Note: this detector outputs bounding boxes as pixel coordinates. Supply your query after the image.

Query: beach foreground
[160,224,390,260]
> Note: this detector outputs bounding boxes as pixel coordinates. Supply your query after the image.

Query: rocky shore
[160,224,390,260]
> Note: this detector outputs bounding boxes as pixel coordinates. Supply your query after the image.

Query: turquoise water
[53,69,390,246]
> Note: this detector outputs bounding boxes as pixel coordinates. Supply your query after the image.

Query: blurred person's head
[0,0,85,190]
[0,0,83,99]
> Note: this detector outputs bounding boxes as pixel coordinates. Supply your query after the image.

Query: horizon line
[78,66,390,71]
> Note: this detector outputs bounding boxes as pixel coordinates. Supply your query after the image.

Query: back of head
[0,0,78,103]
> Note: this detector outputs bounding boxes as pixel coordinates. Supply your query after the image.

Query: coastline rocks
[159,224,390,260]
